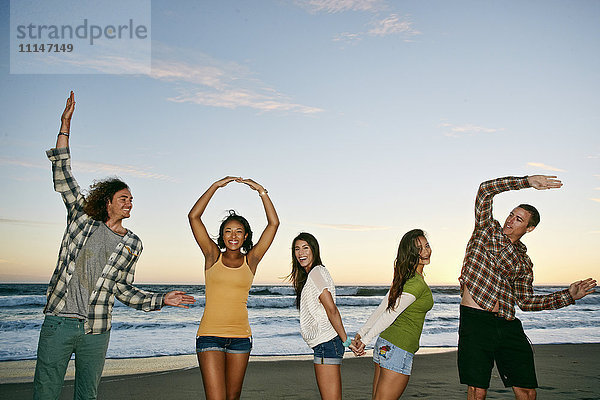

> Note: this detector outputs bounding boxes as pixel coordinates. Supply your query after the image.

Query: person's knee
[226,392,242,400]
[467,385,487,400]
[513,386,536,400]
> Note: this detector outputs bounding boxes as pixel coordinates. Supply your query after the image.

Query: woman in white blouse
[288,232,351,400]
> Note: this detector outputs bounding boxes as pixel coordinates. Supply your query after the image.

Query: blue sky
[0,0,598,285]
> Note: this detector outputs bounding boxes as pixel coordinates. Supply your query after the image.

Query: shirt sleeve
[114,261,165,311]
[358,290,416,346]
[309,266,334,295]
[46,147,86,222]
[474,177,530,228]
[513,271,574,311]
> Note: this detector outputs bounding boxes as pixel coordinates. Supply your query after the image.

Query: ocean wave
[0,295,47,308]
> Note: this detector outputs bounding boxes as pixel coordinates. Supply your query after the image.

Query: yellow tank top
[197,254,254,337]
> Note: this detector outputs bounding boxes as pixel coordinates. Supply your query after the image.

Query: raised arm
[474,176,531,227]
[239,178,280,273]
[47,91,84,221]
[56,91,74,149]
[188,177,240,268]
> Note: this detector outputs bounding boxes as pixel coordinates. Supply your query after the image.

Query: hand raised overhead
[238,178,266,193]
[527,175,562,190]
[213,176,241,189]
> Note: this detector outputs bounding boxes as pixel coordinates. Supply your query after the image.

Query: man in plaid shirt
[457,175,596,400]
[33,92,195,400]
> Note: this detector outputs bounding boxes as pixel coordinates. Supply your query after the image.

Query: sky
[0,0,598,286]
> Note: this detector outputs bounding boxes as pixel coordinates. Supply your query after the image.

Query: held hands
[527,175,563,190]
[164,291,196,308]
[568,278,597,300]
[349,334,366,356]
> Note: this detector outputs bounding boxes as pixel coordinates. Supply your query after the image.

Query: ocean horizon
[1,283,599,361]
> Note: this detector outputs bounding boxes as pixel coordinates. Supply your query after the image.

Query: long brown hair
[387,229,426,311]
[286,232,323,309]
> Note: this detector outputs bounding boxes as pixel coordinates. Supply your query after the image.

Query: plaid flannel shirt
[459,176,573,320]
[45,147,165,334]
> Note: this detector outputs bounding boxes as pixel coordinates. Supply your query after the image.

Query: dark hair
[518,204,540,227]
[387,229,426,311]
[217,210,253,253]
[287,232,324,309]
[83,178,129,222]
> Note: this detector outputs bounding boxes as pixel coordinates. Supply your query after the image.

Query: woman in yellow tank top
[188,176,279,400]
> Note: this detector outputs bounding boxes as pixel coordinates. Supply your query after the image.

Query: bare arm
[239,178,280,273]
[56,91,74,149]
[319,288,348,343]
[188,177,239,268]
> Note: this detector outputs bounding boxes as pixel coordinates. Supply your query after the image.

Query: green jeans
[33,315,110,400]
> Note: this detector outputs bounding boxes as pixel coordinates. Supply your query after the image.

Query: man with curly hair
[33,91,196,400]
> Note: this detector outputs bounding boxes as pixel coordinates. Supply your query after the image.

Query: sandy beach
[1,343,598,399]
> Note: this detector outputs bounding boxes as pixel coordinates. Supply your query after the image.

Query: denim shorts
[372,337,414,375]
[312,336,344,365]
[196,336,252,354]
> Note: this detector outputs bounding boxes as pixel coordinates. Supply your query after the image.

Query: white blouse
[299,265,338,348]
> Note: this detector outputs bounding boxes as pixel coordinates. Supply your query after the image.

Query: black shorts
[457,305,537,389]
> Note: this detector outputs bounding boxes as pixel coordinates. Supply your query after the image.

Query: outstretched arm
[56,91,75,149]
[239,178,280,273]
[514,274,595,312]
[473,175,557,227]
[188,177,240,268]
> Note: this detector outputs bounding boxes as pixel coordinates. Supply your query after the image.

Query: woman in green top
[352,229,434,399]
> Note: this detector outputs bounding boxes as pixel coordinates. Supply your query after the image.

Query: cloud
[0,158,45,169]
[76,161,179,182]
[590,198,600,203]
[367,14,420,37]
[0,218,60,227]
[526,162,566,172]
[0,157,178,182]
[439,123,503,138]
[295,0,384,13]
[334,14,420,44]
[24,45,323,115]
[312,223,391,231]
[150,45,324,114]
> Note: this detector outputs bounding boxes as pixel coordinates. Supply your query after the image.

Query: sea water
[1,284,598,361]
